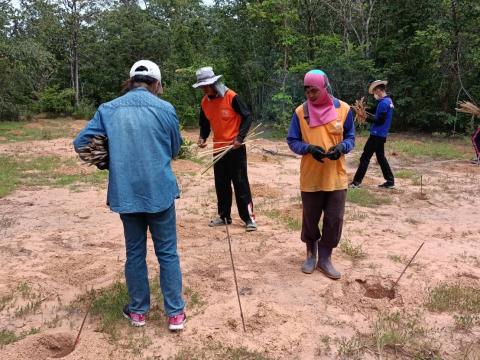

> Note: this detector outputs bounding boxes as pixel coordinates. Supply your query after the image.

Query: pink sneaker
[168,312,186,331]
[123,305,146,327]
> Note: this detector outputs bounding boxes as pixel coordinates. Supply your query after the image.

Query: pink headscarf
[304,70,337,128]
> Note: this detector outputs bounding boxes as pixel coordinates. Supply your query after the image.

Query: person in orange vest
[193,67,257,231]
[287,70,355,279]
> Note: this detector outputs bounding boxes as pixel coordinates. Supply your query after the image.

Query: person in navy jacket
[350,80,395,189]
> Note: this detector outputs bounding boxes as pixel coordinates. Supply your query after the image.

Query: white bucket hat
[192,67,223,88]
[130,60,161,82]
[368,80,388,94]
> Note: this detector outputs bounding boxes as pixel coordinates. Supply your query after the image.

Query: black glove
[307,145,327,163]
[326,143,345,160]
[96,159,109,170]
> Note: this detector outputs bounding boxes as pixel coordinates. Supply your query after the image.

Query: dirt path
[0,131,479,359]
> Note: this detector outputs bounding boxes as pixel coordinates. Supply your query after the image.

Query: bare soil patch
[0,127,479,359]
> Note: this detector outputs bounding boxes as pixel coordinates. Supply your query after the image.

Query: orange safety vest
[201,89,242,149]
[296,100,350,192]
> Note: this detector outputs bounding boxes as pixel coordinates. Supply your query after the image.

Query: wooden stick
[197,139,257,157]
[200,146,233,175]
[224,222,247,332]
[393,242,425,287]
[262,148,298,159]
[420,175,423,197]
[74,292,95,350]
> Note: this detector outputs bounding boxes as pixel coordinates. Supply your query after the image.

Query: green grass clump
[426,283,480,313]
[395,169,418,179]
[0,157,20,197]
[90,282,130,338]
[0,328,40,347]
[336,336,366,359]
[347,188,391,208]
[0,329,18,347]
[339,238,367,260]
[372,311,440,358]
[262,208,301,231]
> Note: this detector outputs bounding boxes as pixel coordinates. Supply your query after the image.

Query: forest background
[1,0,479,134]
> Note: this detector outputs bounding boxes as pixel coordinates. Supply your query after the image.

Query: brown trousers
[301,190,347,249]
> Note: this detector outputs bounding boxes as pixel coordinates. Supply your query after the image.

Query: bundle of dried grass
[456,101,480,117]
[77,135,108,169]
[351,97,371,124]
[199,124,263,175]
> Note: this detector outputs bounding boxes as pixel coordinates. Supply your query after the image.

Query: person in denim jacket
[73,60,186,331]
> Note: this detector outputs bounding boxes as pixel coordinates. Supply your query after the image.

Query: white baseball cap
[130,60,161,82]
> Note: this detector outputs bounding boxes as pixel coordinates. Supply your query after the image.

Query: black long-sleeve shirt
[199,94,252,142]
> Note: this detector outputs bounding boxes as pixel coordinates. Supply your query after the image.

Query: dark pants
[301,190,347,249]
[353,135,394,184]
[213,146,254,223]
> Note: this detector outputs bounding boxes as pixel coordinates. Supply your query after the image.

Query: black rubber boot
[301,241,317,274]
[317,245,341,279]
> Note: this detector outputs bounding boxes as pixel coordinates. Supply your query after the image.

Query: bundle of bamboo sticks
[77,135,108,168]
[456,101,480,118]
[350,97,372,124]
[197,124,263,175]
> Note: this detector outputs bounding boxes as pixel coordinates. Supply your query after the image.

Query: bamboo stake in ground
[393,242,425,288]
[420,175,423,197]
[224,222,247,332]
[74,292,95,350]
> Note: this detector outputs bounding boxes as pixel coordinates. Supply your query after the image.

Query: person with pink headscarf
[287,70,355,279]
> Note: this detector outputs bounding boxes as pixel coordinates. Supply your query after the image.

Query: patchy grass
[262,208,301,231]
[339,238,367,260]
[70,278,171,339]
[0,292,15,312]
[347,188,391,208]
[426,283,480,313]
[388,138,469,160]
[14,299,44,318]
[89,283,129,338]
[0,155,108,197]
[336,336,367,359]
[454,313,479,331]
[0,120,72,143]
[0,328,40,347]
[0,330,17,347]
[372,311,440,357]
[171,342,271,360]
[344,209,368,221]
[184,287,206,314]
[395,169,418,179]
[0,157,19,197]
[388,255,403,263]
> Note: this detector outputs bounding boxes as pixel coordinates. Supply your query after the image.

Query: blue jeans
[120,204,185,316]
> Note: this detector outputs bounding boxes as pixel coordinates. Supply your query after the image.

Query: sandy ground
[0,127,479,359]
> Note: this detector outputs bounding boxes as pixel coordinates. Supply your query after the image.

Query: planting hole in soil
[37,333,76,358]
[355,276,396,300]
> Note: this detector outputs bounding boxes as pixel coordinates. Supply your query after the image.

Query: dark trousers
[353,135,394,184]
[301,190,347,249]
[213,146,254,223]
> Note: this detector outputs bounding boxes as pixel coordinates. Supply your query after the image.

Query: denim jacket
[73,88,182,214]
